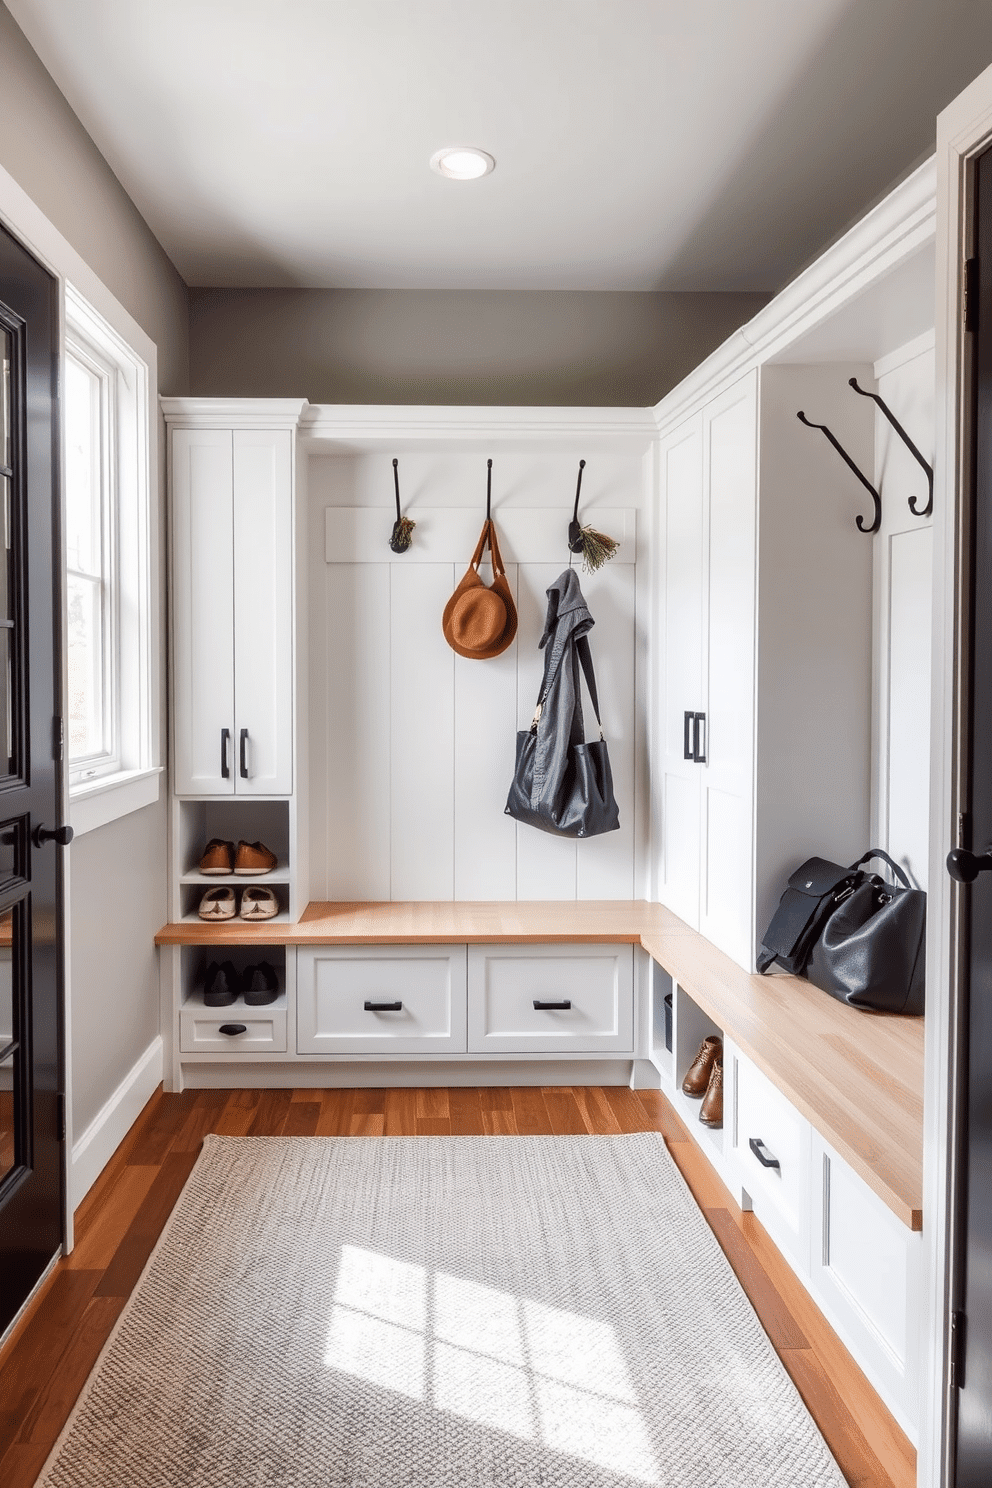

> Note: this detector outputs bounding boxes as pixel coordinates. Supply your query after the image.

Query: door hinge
[52,715,63,763]
[951,1309,966,1390]
[965,258,979,334]
[57,1091,66,1144]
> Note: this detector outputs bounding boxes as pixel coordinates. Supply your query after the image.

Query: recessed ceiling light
[430,147,495,181]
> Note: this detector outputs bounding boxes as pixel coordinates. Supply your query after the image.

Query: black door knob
[947,847,992,883]
[33,823,74,848]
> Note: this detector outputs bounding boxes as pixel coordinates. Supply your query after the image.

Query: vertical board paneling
[390,563,456,899]
[577,561,636,898]
[886,526,933,888]
[322,564,392,899]
[515,562,578,899]
[453,564,519,900]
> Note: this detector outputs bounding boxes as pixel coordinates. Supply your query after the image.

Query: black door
[0,222,68,1338]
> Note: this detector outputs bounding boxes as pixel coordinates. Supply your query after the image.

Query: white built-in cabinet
[658,375,758,965]
[658,364,882,971]
[171,425,294,797]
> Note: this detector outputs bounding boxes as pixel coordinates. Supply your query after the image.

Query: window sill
[69,766,163,838]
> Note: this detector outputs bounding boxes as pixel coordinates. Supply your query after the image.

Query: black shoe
[242,960,279,1006]
[203,960,239,1006]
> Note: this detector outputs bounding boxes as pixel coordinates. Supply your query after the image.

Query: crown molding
[300,404,657,451]
[160,397,309,428]
[652,156,937,435]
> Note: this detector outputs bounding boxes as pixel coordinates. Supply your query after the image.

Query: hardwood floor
[0,1084,916,1488]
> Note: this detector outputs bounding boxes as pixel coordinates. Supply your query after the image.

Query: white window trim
[64,327,120,783]
[0,162,162,838]
[64,286,157,819]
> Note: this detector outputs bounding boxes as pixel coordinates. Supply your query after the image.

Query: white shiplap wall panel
[870,336,934,891]
[322,563,392,900]
[390,562,456,900]
[310,449,645,902]
[577,561,637,899]
[453,566,520,900]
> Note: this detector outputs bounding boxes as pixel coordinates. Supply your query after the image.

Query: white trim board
[70,1037,163,1214]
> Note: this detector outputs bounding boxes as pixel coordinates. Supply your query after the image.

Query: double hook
[797,377,933,535]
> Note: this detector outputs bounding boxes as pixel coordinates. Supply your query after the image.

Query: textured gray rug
[39,1133,846,1488]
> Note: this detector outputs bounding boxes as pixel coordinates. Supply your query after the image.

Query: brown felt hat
[442,519,518,660]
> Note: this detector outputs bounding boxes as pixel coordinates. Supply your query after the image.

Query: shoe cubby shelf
[180,860,290,886]
[182,989,288,1012]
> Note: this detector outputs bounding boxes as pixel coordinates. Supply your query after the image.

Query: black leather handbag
[505,569,620,839]
[757,849,925,1015]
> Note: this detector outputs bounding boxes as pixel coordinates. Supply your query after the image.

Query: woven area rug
[39,1133,846,1488]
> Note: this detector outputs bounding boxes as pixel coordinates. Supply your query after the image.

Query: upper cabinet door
[658,413,705,928]
[172,428,235,796]
[698,374,758,966]
[233,430,294,795]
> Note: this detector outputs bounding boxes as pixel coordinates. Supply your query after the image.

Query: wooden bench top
[156,899,924,1228]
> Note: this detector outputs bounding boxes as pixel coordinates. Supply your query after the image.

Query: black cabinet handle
[533,999,572,1010]
[239,727,249,779]
[364,1000,402,1012]
[219,1023,247,1036]
[692,712,706,764]
[683,711,694,760]
[749,1136,780,1170]
[221,727,231,779]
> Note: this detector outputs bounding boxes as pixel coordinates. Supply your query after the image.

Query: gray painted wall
[189,287,770,407]
[0,3,189,1144]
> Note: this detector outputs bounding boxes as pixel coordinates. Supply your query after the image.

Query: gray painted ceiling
[8,0,992,292]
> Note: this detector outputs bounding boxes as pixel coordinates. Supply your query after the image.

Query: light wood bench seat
[155,898,924,1227]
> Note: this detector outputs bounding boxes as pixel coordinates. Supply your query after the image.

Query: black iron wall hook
[796,410,882,535]
[568,459,586,553]
[848,377,933,518]
[388,458,415,553]
[486,458,493,523]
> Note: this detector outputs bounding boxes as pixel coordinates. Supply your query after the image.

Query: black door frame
[0,209,69,1342]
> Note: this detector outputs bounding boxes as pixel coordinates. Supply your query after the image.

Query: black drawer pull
[239,727,249,779]
[220,727,231,779]
[218,1023,247,1036]
[533,999,572,1011]
[749,1137,780,1170]
[364,1000,403,1012]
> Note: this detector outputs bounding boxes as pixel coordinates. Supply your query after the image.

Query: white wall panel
[321,564,392,900]
[390,562,456,900]
[577,561,636,899]
[309,449,646,903]
[453,565,520,900]
[870,337,934,890]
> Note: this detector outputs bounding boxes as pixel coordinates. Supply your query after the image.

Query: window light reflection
[323,1245,659,1483]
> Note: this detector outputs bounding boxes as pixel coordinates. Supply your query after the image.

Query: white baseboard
[70,1037,163,1210]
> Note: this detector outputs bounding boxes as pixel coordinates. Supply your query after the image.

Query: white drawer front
[467,945,634,1053]
[180,996,287,1054]
[297,946,467,1055]
[734,1051,810,1255]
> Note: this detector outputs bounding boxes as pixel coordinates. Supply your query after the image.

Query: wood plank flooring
[0,1084,916,1488]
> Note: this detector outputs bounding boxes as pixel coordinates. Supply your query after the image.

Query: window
[64,285,159,831]
[65,335,117,776]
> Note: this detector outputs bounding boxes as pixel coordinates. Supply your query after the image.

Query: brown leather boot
[681,1035,722,1097]
[700,1057,724,1128]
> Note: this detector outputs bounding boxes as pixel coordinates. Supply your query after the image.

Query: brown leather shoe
[234,840,277,876]
[699,1057,724,1128]
[199,838,234,875]
[681,1035,722,1097]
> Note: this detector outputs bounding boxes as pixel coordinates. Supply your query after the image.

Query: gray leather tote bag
[505,569,620,839]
